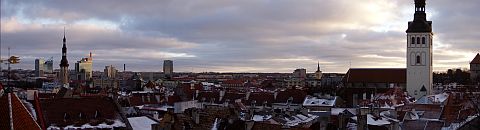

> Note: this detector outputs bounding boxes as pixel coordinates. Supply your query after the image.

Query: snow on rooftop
[331,108,357,116]
[252,115,272,122]
[284,114,318,126]
[128,116,158,130]
[351,114,391,126]
[302,96,336,107]
[415,93,448,104]
[51,119,126,129]
[136,105,173,111]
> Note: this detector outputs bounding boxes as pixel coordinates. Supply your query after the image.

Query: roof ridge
[8,94,14,130]
[11,93,42,129]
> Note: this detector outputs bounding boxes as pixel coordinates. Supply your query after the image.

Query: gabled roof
[470,53,480,64]
[275,89,307,104]
[40,97,125,127]
[344,68,406,83]
[0,93,42,130]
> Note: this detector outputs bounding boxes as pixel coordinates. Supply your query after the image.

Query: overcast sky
[1,0,479,73]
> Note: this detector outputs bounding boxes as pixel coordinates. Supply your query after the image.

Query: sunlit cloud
[1,0,480,72]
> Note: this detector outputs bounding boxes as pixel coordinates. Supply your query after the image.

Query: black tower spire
[316,61,320,72]
[406,0,432,33]
[60,27,69,67]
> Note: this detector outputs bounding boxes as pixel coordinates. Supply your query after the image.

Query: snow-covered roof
[331,108,357,116]
[252,115,272,121]
[415,93,448,104]
[283,114,319,126]
[136,105,173,111]
[302,96,336,107]
[351,114,391,126]
[48,120,126,130]
[128,116,159,130]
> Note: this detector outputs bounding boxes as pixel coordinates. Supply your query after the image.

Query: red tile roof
[275,89,307,104]
[197,91,220,102]
[0,93,42,130]
[471,53,480,64]
[344,68,406,83]
[40,97,124,127]
[129,93,164,106]
[221,92,245,103]
[246,92,275,106]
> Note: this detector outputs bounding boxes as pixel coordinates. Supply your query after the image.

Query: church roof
[0,93,42,130]
[406,0,432,33]
[470,53,480,64]
[406,20,432,33]
[344,68,406,83]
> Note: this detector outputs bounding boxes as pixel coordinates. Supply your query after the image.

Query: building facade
[45,58,53,73]
[35,58,45,77]
[406,0,433,99]
[75,52,93,80]
[104,65,118,79]
[470,53,480,84]
[164,60,173,76]
[293,68,306,79]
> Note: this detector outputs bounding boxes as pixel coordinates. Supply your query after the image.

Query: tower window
[416,55,421,64]
[411,37,415,44]
[422,37,426,44]
[417,37,420,44]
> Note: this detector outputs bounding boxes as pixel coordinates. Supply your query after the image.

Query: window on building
[417,37,420,44]
[416,55,421,64]
[422,37,426,44]
[411,37,415,44]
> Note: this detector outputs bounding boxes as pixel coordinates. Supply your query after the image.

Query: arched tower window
[411,37,415,44]
[417,37,420,44]
[422,37,426,44]
[416,55,421,64]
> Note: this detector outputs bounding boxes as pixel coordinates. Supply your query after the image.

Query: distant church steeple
[315,61,322,80]
[60,27,69,87]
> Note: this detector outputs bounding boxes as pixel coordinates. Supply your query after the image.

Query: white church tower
[406,0,433,99]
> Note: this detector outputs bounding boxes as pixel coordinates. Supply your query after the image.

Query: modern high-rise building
[35,58,45,77]
[45,58,54,73]
[163,60,173,76]
[75,52,93,80]
[59,29,70,87]
[293,68,307,79]
[104,65,118,79]
[406,0,433,99]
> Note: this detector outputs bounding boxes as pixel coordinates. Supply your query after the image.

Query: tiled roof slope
[470,53,480,64]
[0,93,42,130]
[345,68,406,83]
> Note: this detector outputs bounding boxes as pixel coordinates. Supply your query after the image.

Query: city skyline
[1,0,480,73]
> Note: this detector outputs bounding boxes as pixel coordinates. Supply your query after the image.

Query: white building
[75,52,93,80]
[406,0,433,99]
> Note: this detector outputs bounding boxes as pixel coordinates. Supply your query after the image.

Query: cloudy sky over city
[1,0,479,73]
